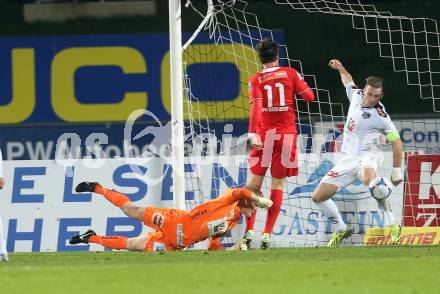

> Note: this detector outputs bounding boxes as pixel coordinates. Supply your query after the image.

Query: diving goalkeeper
[69,182,272,251]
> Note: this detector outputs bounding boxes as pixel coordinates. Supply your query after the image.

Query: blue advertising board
[0,31,285,124]
[0,121,312,160]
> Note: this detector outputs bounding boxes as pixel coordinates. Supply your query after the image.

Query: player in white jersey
[311,59,404,247]
[0,148,6,261]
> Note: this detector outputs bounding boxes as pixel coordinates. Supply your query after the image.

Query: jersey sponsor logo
[207,217,228,237]
[262,106,289,112]
[362,112,371,119]
[176,223,184,247]
[375,105,387,117]
[151,212,165,228]
[258,71,288,83]
[190,208,208,221]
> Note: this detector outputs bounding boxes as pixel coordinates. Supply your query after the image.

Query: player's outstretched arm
[390,139,403,186]
[228,188,273,208]
[328,59,354,87]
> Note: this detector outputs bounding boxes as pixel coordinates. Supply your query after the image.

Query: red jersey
[248,66,315,135]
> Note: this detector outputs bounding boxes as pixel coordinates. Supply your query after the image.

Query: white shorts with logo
[321,154,378,189]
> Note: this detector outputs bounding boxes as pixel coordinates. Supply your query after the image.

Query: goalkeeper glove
[256,197,273,209]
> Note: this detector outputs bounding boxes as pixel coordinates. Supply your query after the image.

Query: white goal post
[169,0,186,210]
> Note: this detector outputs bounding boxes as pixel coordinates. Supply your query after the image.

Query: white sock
[375,199,396,226]
[314,199,347,232]
[0,217,7,257]
[383,210,396,227]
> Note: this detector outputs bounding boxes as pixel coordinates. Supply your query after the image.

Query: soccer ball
[368,177,393,200]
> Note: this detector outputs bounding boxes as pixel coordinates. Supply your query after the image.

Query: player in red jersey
[69,182,272,252]
[244,38,315,249]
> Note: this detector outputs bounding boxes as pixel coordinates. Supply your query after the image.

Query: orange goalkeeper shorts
[142,207,189,249]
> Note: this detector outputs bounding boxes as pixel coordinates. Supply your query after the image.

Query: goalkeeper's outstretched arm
[227,188,272,208]
[328,59,354,87]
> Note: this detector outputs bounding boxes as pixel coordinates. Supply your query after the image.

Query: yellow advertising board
[364,227,440,246]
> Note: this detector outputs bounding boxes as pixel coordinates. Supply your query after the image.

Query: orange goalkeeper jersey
[186,188,253,245]
[142,188,252,250]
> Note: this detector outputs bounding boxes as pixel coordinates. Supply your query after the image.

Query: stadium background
[0,0,439,253]
[0,0,439,159]
[0,2,439,294]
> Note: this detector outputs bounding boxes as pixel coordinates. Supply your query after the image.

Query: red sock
[264,189,283,234]
[89,235,128,250]
[95,185,130,208]
[245,212,257,231]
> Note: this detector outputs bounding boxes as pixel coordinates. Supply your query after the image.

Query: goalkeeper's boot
[241,230,254,250]
[75,182,100,193]
[0,253,8,262]
[327,226,354,247]
[69,230,96,245]
[388,224,402,244]
[260,233,271,250]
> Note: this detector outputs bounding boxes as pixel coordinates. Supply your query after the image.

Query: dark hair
[256,38,279,64]
[365,76,383,90]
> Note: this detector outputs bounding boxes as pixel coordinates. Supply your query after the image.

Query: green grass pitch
[0,246,438,294]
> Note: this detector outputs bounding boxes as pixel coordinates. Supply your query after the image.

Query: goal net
[180,0,440,248]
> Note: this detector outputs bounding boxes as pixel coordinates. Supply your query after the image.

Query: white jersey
[341,82,397,156]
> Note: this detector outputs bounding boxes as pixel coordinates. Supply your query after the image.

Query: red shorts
[249,133,298,179]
